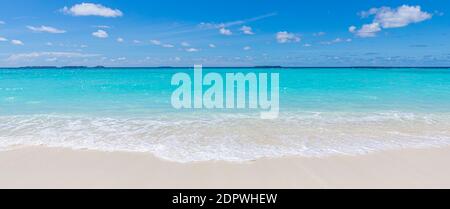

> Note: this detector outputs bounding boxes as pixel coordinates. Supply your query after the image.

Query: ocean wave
[1,112,450,162]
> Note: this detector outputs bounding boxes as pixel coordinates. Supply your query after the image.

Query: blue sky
[0,0,449,67]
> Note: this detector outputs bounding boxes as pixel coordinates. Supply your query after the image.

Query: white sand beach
[1,146,450,189]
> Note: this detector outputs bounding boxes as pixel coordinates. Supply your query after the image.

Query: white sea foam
[1,112,450,162]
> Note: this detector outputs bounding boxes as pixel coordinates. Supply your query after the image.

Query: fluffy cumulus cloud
[117,37,124,42]
[353,23,381,37]
[11,40,24,45]
[62,3,123,18]
[0,37,7,42]
[92,30,108,38]
[369,5,432,28]
[240,26,254,35]
[276,31,300,43]
[350,5,432,37]
[27,25,66,34]
[219,27,232,35]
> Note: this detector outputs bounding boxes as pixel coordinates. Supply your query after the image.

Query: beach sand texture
[1,146,450,189]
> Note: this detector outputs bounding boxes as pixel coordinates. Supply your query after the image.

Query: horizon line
[1,66,450,69]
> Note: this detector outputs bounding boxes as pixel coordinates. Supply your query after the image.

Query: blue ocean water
[1,68,450,162]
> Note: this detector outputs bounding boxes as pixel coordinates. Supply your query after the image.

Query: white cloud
[208,44,216,48]
[321,38,353,45]
[186,48,199,52]
[149,40,175,48]
[219,27,232,35]
[27,25,66,34]
[303,43,312,47]
[92,30,108,38]
[62,3,123,18]
[359,8,379,18]
[46,42,53,46]
[243,46,251,51]
[372,5,431,28]
[181,42,190,47]
[110,57,127,62]
[240,26,254,35]
[95,25,111,29]
[150,40,161,45]
[11,40,24,45]
[276,31,300,43]
[133,40,141,44]
[117,37,124,42]
[353,22,382,37]
[348,26,357,33]
[313,32,326,36]
[199,12,277,30]
[0,37,7,42]
[7,52,99,61]
[351,5,432,37]
[46,57,58,62]
[434,11,445,17]
[162,44,175,48]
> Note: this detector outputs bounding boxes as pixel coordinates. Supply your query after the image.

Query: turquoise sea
[1,68,450,162]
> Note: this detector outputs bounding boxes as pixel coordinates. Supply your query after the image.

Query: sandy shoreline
[1,146,450,189]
